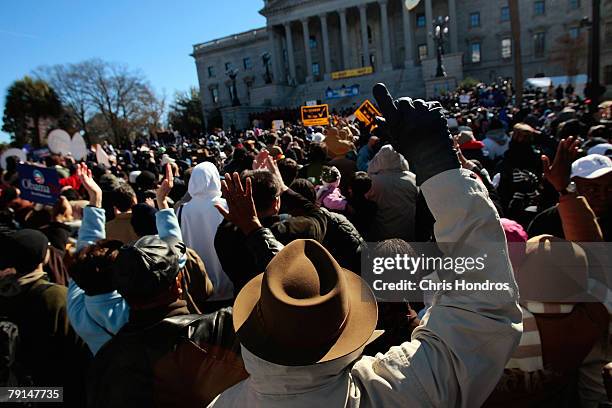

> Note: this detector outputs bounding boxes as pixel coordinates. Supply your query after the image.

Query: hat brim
[233,269,378,366]
[572,166,612,180]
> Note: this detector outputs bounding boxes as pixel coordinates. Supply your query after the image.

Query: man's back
[0,279,91,406]
[88,307,246,408]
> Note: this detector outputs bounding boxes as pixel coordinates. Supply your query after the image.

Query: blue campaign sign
[325,84,360,99]
[17,163,61,205]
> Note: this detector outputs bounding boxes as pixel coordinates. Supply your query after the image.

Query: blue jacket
[68,206,184,355]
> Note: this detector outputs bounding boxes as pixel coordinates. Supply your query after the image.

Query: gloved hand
[372,83,459,185]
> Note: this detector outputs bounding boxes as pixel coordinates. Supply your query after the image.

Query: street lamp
[225,68,241,107]
[432,16,450,77]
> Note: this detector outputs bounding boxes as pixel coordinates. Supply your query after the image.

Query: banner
[301,104,330,126]
[17,163,61,205]
[331,66,373,80]
[325,84,360,99]
[354,99,382,128]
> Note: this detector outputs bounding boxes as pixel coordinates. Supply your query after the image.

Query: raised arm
[76,163,105,251]
[352,84,522,408]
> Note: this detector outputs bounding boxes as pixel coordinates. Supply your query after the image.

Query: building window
[367,25,373,43]
[501,6,510,22]
[225,62,233,71]
[418,44,428,61]
[207,66,216,78]
[243,57,252,70]
[416,13,426,28]
[534,32,546,57]
[469,12,480,28]
[501,38,512,59]
[312,62,320,76]
[309,36,317,49]
[534,0,545,15]
[470,42,481,63]
[210,87,219,104]
[569,27,580,39]
[569,0,580,9]
[605,65,612,85]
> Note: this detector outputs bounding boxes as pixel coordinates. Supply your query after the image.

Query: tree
[2,76,62,147]
[36,59,164,145]
[549,33,587,83]
[167,88,205,138]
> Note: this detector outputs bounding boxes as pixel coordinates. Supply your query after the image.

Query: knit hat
[0,230,49,275]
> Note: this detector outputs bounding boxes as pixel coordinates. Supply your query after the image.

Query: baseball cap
[571,154,612,179]
[587,143,612,158]
[112,235,186,303]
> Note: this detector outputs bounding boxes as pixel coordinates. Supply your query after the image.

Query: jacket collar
[240,345,364,395]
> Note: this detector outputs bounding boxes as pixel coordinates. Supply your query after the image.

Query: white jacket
[180,162,234,301]
[209,168,522,407]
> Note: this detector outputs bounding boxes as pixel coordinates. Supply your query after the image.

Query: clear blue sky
[0,0,266,143]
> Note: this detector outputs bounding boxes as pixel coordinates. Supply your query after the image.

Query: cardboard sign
[301,104,330,126]
[354,100,382,128]
[17,163,61,205]
[272,120,285,131]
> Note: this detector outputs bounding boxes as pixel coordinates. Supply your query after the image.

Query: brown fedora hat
[233,239,379,366]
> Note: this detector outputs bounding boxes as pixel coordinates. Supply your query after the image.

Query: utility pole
[509,0,524,105]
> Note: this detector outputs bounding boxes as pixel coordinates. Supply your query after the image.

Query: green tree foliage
[167,88,205,138]
[2,76,62,147]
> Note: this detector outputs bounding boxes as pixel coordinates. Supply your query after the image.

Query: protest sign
[0,148,27,170]
[459,94,471,104]
[305,100,318,106]
[325,84,360,99]
[96,144,111,168]
[272,120,285,131]
[301,104,330,126]
[47,129,88,160]
[17,163,61,205]
[354,100,382,128]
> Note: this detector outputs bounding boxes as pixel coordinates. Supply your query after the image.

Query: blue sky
[0,0,266,143]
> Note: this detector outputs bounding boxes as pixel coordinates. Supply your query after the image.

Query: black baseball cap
[112,235,186,303]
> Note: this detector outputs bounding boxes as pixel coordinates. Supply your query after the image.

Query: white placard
[0,148,27,169]
[459,95,471,104]
[47,129,72,156]
[272,120,284,131]
[71,132,87,160]
[96,144,111,168]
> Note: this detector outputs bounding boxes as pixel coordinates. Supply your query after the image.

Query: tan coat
[105,213,138,244]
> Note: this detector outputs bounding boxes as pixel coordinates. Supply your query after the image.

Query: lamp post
[432,16,449,77]
[226,68,241,107]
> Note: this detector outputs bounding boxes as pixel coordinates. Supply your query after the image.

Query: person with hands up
[209,84,521,408]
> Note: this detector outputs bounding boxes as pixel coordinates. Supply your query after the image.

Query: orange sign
[301,104,330,126]
[354,99,382,128]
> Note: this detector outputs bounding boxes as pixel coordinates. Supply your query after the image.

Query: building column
[301,18,313,82]
[448,0,458,53]
[425,0,435,58]
[402,1,415,65]
[284,22,297,83]
[379,0,392,71]
[339,9,350,70]
[269,27,283,84]
[319,13,332,79]
[359,4,369,67]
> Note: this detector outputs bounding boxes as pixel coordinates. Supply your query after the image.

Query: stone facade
[193,0,612,129]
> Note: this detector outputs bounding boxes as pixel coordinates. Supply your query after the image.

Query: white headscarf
[180,162,234,301]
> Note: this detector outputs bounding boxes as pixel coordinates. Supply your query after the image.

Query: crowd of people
[0,79,611,407]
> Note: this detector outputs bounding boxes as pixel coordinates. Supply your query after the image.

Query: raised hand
[541,136,581,193]
[372,83,459,185]
[76,162,102,207]
[156,163,174,209]
[215,172,262,235]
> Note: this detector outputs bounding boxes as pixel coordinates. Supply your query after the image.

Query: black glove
[372,83,459,185]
